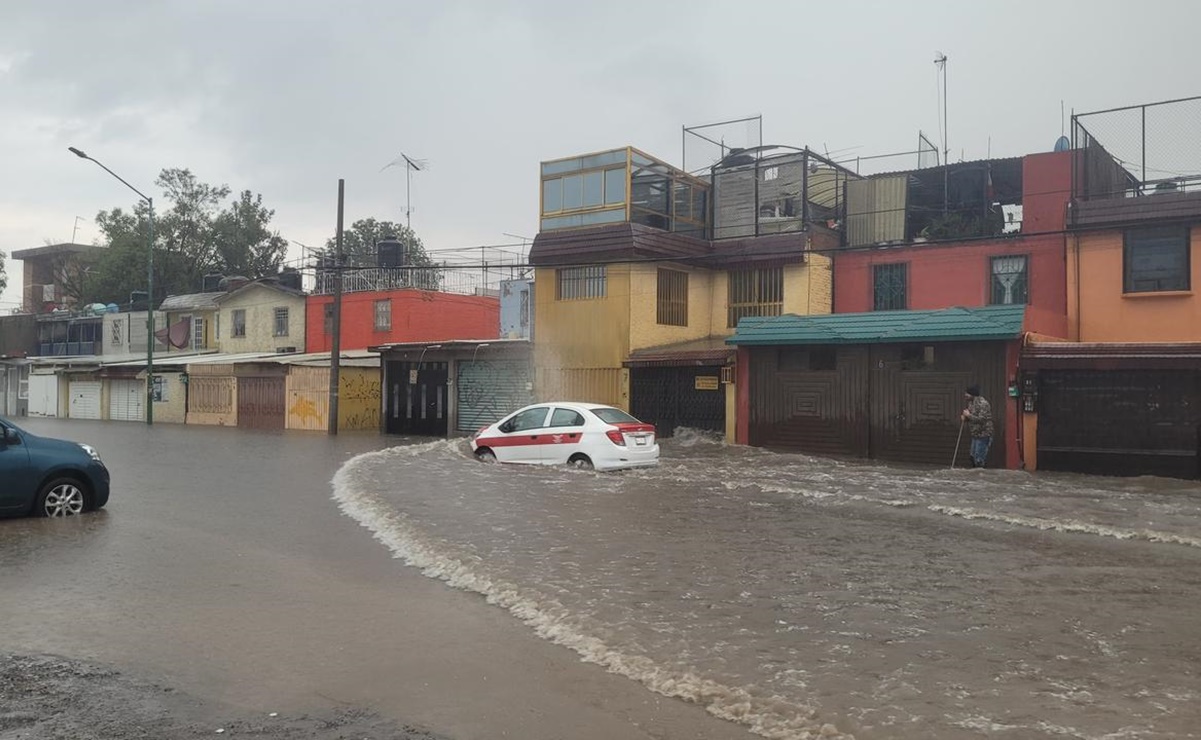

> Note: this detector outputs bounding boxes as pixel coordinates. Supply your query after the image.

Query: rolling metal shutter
[456,359,532,433]
[68,381,102,420]
[108,379,145,422]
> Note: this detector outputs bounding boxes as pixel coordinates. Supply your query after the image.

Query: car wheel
[475,448,497,463]
[35,478,88,518]
[568,454,594,471]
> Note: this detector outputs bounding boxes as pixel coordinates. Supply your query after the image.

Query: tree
[210,190,288,279]
[324,218,434,268]
[0,249,6,296]
[87,169,289,307]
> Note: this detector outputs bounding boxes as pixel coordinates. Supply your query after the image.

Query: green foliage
[86,169,289,307]
[324,218,434,268]
[0,249,6,295]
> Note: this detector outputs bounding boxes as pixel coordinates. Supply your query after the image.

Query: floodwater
[334,430,1201,740]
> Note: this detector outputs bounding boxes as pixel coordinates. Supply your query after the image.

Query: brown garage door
[238,376,286,430]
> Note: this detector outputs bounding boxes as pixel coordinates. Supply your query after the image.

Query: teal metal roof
[727,305,1027,346]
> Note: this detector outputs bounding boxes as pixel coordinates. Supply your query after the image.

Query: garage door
[109,379,145,422]
[69,381,103,420]
[457,359,532,433]
[238,376,286,430]
[28,374,58,417]
[630,366,726,437]
[1038,369,1201,479]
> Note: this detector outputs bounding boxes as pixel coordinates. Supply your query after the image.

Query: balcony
[1070,96,1201,228]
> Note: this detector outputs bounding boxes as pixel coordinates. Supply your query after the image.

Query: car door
[0,422,33,511]
[542,407,587,464]
[492,406,551,464]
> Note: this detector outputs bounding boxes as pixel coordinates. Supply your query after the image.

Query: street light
[69,146,156,425]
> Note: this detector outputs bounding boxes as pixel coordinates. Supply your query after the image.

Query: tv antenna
[382,153,428,233]
[934,51,949,213]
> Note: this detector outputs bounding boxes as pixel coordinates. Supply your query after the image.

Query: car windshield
[589,407,640,424]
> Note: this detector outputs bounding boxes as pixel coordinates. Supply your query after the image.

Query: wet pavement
[334,430,1201,739]
[0,419,753,740]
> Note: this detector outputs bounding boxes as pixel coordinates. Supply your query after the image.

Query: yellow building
[531,146,851,441]
[213,280,307,354]
[159,292,222,352]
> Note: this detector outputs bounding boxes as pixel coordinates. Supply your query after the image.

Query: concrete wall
[1067,225,1201,342]
[217,286,307,354]
[628,264,715,350]
[163,309,218,352]
[533,264,631,407]
[306,290,499,353]
[833,233,1069,338]
[152,372,187,424]
[102,311,166,355]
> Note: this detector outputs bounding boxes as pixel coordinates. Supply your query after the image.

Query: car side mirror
[498,422,514,434]
[2,427,18,445]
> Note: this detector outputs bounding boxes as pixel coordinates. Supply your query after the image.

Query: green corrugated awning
[727,305,1026,346]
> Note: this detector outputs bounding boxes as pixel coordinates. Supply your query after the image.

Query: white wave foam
[331,448,854,740]
[928,505,1201,549]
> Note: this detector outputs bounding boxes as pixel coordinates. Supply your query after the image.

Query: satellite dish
[1054,135,1070,152]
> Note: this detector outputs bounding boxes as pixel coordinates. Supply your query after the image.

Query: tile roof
[727,305,1026,345]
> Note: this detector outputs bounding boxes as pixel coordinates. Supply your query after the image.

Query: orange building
[1021,97,1201,479]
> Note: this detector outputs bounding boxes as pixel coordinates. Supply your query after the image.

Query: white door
[108,379,145,422]
[69,381,103,420]
[28,374,58,417]
[542,406,587,464]
[491,406,551,463]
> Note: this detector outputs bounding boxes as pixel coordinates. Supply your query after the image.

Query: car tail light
[605,429,626,446]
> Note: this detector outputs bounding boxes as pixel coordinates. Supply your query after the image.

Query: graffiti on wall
[340,371,381,430]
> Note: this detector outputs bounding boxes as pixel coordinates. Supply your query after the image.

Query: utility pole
[327,179,344,435]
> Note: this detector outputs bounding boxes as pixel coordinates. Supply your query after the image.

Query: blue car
[0,416,110,518]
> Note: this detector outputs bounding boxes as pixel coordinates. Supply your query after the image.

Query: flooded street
[0,419,752,740]
[336,431,1201,739]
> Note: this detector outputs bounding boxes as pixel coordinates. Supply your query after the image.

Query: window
[232,309,246,338]
[110,319,123,346]
[604,167,626,205]
[727,267,784,327]
[990,256,1029,305]
[192,317,207,349]
[549,408,586,427]
[1125,226,1190,293]
[505,406,549,432]
[590,407,639,424]
[323,304,334,335]
[582,170,604,207]
[557,266,606,300]
[374,299,392,331]
[656,269,688,326]
[873,263,908,311]
[273,307,289,337]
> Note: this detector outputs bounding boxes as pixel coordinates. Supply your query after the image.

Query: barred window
[374,299,392,331]
[990,256,1029,305]
[656,268,688,326]
[873,263,907,311]
[727,267,783,327]
[273,307,290,337]
[232,309,246,338]
[557,265,606,300]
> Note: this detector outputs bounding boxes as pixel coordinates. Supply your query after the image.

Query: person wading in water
[961,385,993,468]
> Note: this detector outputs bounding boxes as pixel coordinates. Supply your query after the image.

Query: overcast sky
[2,0,1198,311]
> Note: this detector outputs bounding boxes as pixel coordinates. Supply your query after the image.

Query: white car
[470,402,659,471]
